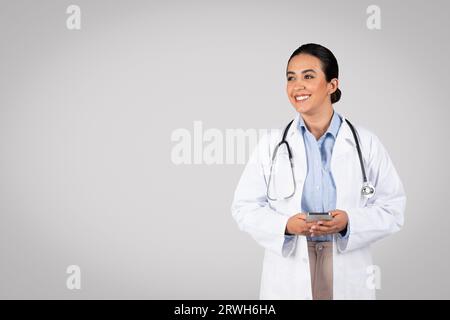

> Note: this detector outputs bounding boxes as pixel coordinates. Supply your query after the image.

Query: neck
[301,105,334,140]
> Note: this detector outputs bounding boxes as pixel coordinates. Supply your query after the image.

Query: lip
[294,94,311,102]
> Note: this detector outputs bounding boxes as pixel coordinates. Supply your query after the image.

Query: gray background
[0,0,448,299]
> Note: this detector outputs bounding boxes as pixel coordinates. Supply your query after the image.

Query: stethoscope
[266,117,376,201]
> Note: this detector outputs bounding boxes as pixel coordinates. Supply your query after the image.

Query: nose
[291,78,306,91]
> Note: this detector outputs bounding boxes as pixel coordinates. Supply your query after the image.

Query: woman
[231,43,406,300]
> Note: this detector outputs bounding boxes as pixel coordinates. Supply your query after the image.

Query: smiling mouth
[295,94,311,102]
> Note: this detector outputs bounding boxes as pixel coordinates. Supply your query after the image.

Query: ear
[328,78,339,95]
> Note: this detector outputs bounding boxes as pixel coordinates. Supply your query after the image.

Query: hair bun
[331,88,341,104]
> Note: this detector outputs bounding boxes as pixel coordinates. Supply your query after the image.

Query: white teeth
[296,95,310,101]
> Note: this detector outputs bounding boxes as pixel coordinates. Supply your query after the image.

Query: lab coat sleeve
[231,134,298,258]
[337,133,407,253]
[337,222,350,239]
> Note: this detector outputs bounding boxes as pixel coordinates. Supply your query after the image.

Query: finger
[310,225,334,233]
[320,220,337,227]
[307,220,330,226]
[331,211,340,217]
[315,220,333,226]
[332,210,347,218]
[305,221,317,228]
[297,213,307,220]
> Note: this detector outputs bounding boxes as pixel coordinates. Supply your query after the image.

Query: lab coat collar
[297,110,341,139]
[288,111,356,159]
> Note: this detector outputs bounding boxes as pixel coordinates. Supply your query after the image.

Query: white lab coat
[231,113,406,300]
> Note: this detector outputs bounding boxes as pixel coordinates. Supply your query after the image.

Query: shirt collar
[298,110,342,139]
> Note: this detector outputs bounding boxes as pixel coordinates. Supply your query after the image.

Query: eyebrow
[286,69,317,76]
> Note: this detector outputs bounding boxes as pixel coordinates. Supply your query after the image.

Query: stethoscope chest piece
[361,182,375,198]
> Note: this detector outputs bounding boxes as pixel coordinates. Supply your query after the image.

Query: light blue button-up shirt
[290,110,349,241]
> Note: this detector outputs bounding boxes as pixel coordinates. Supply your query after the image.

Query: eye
[304,74,314,79]
[287,76,294,81]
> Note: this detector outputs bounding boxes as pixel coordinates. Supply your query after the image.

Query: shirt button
[302,257,308,263]
[316,186,320,190]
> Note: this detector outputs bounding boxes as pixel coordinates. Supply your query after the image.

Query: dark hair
[287,43,341,104]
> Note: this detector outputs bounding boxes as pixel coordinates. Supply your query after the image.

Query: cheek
[310,81,322,91]
[311,82,328,96]
[286,85,294,96]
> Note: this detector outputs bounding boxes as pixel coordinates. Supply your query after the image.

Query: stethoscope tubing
[266,117,375,201]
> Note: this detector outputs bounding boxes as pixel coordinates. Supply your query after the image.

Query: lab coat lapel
[331,115,358,209]
[332,115,356,160]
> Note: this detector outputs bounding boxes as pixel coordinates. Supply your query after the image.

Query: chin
[291,102,313,114]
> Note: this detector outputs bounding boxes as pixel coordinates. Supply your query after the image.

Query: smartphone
[306,212,333,222]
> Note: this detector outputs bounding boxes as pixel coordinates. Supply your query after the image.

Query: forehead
[287,54,323,73]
